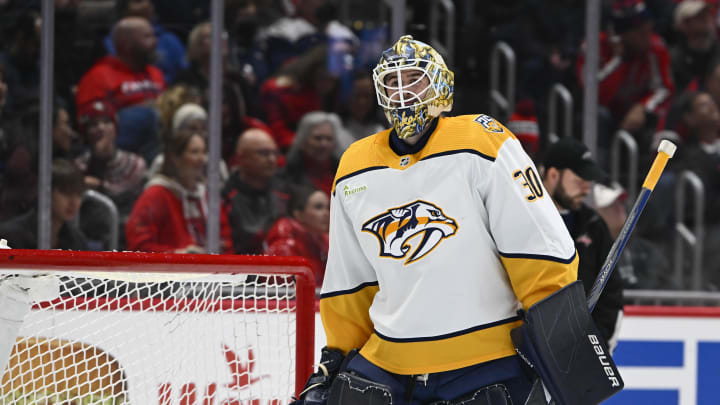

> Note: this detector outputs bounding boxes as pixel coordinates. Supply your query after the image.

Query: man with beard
[104,0,188,85]
[76,17,165,112]
[671,1,720,92]
[76,17,165,163]
[541,137,624,349]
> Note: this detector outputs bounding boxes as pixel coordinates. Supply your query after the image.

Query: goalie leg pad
[428,384,512,405]
[511,281,623,405]
[327,371,393,405]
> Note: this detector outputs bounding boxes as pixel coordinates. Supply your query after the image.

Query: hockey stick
[520,140,678,405]
[587,140,677,312]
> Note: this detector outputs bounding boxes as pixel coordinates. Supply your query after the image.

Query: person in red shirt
[259,46,336,151]
[577,0,674,151]
[126,128,231,253]
[264,185,330,286]
[76,17,165,111]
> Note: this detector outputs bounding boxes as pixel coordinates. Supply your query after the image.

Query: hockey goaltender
[291,35,623,405]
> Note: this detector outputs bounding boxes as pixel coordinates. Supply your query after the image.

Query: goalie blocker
[511,281,623,405]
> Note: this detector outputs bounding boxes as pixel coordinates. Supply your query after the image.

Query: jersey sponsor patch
[361,200,458,265]
[474,114,505,133]
[343,184,367,198]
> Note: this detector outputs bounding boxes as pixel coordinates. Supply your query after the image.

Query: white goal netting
[0,266,312,405]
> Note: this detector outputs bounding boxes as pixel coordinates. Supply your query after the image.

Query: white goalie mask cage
[372,59,443,110]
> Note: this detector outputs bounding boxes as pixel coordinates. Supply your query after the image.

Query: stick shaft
[587,188,650,312]
[586,148,673,312]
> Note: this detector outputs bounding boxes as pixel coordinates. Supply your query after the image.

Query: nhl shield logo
[362,200,458,265]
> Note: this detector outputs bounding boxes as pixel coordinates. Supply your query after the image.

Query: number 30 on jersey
[512,166,544,202]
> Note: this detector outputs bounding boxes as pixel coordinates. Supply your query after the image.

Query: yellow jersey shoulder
[423,114,517,160]
[332,128,392,194]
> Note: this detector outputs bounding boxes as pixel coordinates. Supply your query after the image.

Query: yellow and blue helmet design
[373,35,454,139]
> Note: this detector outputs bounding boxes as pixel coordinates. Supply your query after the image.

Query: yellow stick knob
[641,140,677,191]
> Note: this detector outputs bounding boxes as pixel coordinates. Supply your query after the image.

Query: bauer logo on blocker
[362,200,458,265]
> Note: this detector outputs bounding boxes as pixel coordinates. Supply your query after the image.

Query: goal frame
[0,249,316,398]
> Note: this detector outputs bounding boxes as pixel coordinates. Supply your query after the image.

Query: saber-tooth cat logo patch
[362,200,458,265]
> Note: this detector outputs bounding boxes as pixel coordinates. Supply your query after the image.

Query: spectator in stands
[692,59,720,115]
[255,0,357,74]
[0,159,88,250]
[148,103,228,183]
[0,11,40,115]
[105,0,188,85]
[0,100,81,222]
[177,22,228,93]
[75,100,147,249]
[223,128,287,254]
[126,127,232,253]
[282,111,348,196]
[156,84,203,139]
[175,21,270,158]
[53,102,81,161]
[76,17,165,164]
[264,185,329,286]
[341,72,385,143]
[671,0,720,91]
[77,17,164,111]
[226,0,269,95]
[541,137,624,347]
[592,182,677,289]
[259,46,336,150]
[676,91,720,224]
[665,57,720,138]
[578,0,674,153]
[175,22,261,119]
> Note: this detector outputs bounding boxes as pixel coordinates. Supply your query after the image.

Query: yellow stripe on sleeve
[320,284,380,354]
[500,252,578,309]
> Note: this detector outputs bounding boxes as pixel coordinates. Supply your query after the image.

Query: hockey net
[0,250,315,405]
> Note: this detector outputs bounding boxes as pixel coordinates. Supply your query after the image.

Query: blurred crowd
[485,0,720,292]
[0,0,719,291]
[0,0,379,287]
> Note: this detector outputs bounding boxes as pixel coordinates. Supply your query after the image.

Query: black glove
[290,347,349,405]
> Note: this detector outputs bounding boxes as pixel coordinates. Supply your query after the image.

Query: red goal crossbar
[0,249,316,397]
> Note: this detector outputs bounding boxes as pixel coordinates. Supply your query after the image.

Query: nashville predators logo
[362,200,458,265]
[474,114,504,133]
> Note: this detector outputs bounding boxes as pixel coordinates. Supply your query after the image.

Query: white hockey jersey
[320,114,578,375]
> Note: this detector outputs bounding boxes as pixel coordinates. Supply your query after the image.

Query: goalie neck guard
[373,35,455,139]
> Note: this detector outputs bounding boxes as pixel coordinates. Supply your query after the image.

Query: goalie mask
[373,35,454,139]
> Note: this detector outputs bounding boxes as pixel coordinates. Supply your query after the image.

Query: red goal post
[0,249,315,404]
